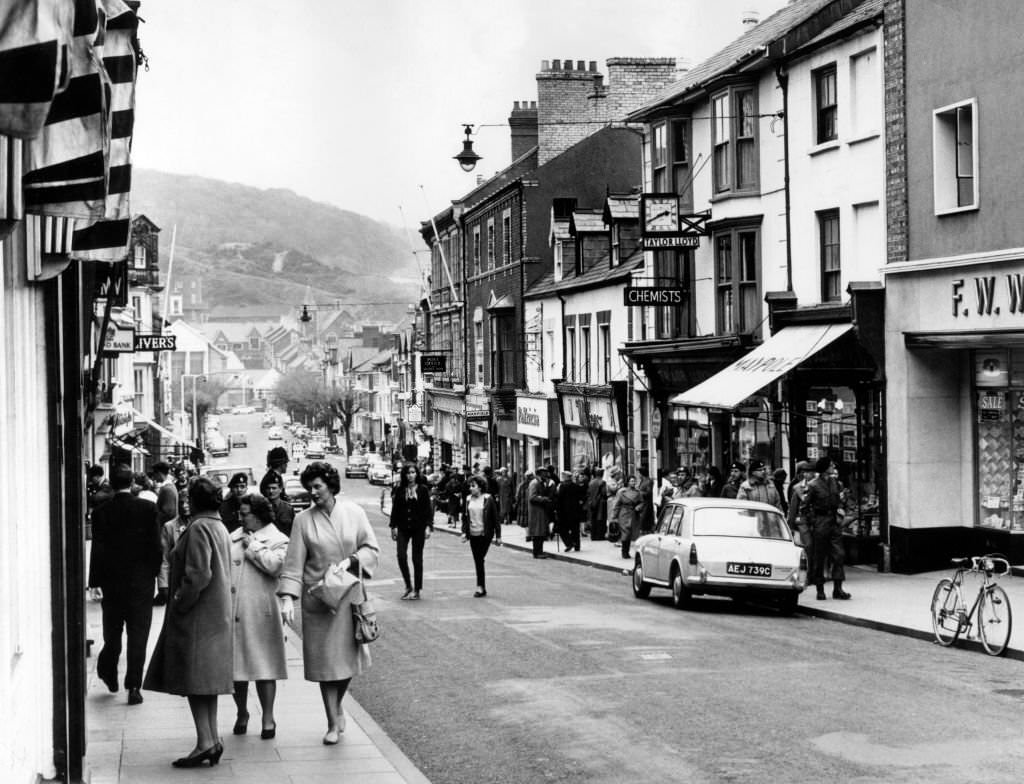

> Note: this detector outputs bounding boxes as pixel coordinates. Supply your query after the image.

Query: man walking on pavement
[149,461,178,527]
[87,463,162,705]
[737,459,782,510]
[527,466,553,558]
[586,467,608,541]
[801,456,851,601]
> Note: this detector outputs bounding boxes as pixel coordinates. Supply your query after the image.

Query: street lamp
[453,124,482,172]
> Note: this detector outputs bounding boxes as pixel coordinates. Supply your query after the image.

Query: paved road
[335,476,1024,784]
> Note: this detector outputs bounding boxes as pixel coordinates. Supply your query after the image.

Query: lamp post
[180,373,204,446]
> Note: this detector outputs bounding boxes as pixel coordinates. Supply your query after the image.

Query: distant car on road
[267,426,283,440]
[283,476,311,514]
[230,431,248,448]
[207,434,230,458]
[344,453,369,478]
[367,458,392,485]
[632,497,804,615]
[305,440,326,460]
[199,465,256,498]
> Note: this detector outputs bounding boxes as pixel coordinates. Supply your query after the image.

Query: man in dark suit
[87,463,162,705]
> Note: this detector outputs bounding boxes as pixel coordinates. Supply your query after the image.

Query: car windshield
[693,507,791,541]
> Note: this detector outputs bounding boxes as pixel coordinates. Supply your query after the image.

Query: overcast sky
[132,0,790,232]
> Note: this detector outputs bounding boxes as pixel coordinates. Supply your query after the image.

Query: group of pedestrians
[87,459,380,769]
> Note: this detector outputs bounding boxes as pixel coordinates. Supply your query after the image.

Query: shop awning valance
[133,410,195,449]
[669,323,854,410]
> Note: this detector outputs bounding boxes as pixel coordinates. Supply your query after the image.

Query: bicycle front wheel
[979,584,1013,656]
[931,578,962,646]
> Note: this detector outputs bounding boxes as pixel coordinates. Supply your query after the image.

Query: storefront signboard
[561,393,619,433]
[516,397,548,438]
[102,324,135,354]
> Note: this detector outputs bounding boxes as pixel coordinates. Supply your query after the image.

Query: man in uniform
[801,457,851,601]
[720,462,746,499]
[737,459,782,510]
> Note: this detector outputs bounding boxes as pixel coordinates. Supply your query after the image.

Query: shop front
[672,317,884,564]
[556,382,626,475]
[515,394,560,475]
[429,388,466,468]
[887,258,1024,570]
[465,392,491,469]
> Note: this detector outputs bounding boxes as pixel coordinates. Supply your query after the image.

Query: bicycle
[930,554,1013,656]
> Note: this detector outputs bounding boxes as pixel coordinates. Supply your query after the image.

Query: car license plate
[726,562,771,577]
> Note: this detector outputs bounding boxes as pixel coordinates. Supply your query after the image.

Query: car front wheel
[632,557,652,599]
[671,567,691,609]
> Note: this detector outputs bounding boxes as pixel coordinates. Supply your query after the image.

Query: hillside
[131,169,424,319]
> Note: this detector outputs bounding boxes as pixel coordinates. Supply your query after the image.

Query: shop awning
[132,409,196,448]
[669,323,854,409]
[108,435,149,456]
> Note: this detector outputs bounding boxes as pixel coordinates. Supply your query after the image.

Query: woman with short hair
[144,477,233,768]
[278,461,380,745]
[229,494,289,739]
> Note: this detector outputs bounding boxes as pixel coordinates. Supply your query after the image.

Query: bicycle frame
[932,554,1013,656]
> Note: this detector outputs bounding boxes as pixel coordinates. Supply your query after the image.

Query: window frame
[653,249,694,339]
[566,325,577,382]
[933,97,979,214]
[713,222,762,335]
[132,244,146,269]
[813,63,838,145]
[472,226,482,276]
[501,209,512,266]
[818,209,841,303]
[711,85,760,195]
[580,324,591,384]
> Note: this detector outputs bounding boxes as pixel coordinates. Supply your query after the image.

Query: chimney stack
[742,10,759,29]
[536,58,602,166]
[508,99,538,162]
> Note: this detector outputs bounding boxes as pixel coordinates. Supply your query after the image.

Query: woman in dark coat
[389,463,434,600]
[461,475,502,596]
[144,477,233,768]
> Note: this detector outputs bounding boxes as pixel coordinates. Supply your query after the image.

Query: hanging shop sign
[407,403,423,424]
[102,324,135,354]
[133,333,176,351]
[560,393,620,434]
[421,354,447,373]
[516,396,549,438]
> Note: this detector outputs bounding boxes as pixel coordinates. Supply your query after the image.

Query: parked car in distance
[632,497,804,615]
[344,452,369,478]
[207,434,230,458]
[284,476,311,514]
[367,458,392,485]
[262,413,275,427]
[267,426,283,440]
[230,431,248,448]
[199,465,255,498]
[305,440,326,460]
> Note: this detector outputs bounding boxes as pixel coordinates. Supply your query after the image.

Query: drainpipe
[774,62,794,294]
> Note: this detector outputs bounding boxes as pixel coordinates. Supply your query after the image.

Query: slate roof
[525,250,644,299]
[629,0,847,119]
[570,209,606,235]
[604,194,639,223]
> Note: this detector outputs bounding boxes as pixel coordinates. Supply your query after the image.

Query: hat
[229,472,249,488]
[729,461,746,473]
[747,459,766,473]
[795,460,812,473]
[814,456,833,474]
[267,446,289,465]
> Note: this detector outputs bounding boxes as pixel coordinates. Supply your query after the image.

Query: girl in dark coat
[461,475,502,597]
[144,477,233,768]
[389,463,434,600]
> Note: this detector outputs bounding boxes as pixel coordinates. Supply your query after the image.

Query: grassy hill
[131,169,423,319]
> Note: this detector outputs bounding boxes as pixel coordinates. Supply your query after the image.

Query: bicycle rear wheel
[979,584,1012,656]
[931,578,962,646]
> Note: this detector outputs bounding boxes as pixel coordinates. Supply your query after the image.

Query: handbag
[308,562,361,613]
[351,559,380,644]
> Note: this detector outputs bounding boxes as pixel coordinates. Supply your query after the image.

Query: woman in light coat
[278,461,380,746]
[230,494,289,739]
[611,475,643,560]
[144,477,233,768]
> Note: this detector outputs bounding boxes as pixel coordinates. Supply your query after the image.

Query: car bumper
[345,469,368,477]
[684,572,804,598]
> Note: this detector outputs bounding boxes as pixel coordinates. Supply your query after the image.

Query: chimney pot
[552,59,561,70]
[589,61,597,72]
[541,60,550,71]
[577,60,585,71]
[742,10,759,28]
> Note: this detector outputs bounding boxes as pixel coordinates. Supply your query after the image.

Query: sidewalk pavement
[429,510,1024,660]
[84,598,432,784]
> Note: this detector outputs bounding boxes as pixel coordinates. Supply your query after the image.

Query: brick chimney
[602,57,678,121]
[508,100,538,161]
[536,59,603,166]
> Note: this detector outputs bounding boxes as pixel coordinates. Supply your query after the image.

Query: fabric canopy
[132,409,195,448]
[669,323,854,410]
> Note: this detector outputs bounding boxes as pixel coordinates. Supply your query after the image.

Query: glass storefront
[566,426,622,472]
[975,350,1024,531]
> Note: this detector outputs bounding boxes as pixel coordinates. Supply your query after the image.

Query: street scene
[4,0,1024,782]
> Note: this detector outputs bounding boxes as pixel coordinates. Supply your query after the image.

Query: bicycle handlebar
[951,554,1011,575]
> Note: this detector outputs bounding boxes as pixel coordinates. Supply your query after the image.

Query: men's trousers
[808,521,845,586]
[98,580,154,690]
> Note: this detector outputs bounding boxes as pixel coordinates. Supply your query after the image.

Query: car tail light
[689,543,698,565]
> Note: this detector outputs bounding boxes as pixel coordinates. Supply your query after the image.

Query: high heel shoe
[171,742,223,768]
[260,723,276,740]
[233,712,249,735]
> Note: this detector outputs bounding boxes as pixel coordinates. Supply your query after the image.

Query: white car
[267,426,283,440]
[367,459,392,485]
[632,497,804,614]
[304,440,326,460]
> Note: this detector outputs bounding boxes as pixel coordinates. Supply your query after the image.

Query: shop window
[974,350,1024,530]
[818,209,841,302]
[814,64,838,144]
[933,98,978,213]
[714,225,760,335]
